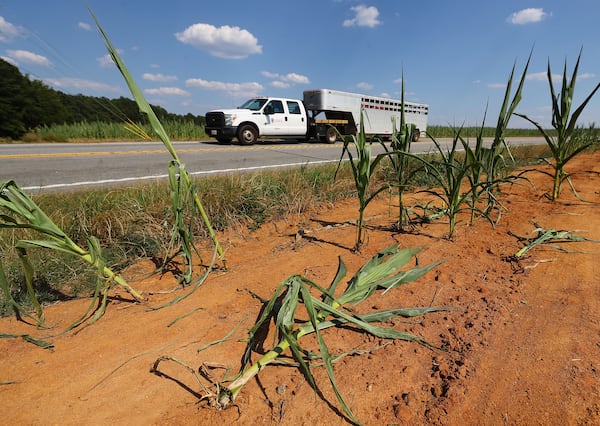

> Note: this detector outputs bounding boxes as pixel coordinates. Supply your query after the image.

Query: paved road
[0,138,544,193]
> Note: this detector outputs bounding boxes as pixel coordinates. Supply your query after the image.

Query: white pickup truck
[204,89,428,145]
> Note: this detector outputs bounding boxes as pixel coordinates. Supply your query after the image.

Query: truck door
[284,101,307,136]
[261,100,285,135]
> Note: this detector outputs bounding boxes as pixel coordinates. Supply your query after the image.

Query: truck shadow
[201,139,321,147]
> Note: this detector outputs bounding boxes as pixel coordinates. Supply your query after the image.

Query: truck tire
[238,124,258,145]
[325,126,337,144]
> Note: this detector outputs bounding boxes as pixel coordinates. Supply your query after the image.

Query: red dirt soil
[1,152,599,425]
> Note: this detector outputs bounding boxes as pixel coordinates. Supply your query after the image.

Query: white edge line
[21,159,341,192]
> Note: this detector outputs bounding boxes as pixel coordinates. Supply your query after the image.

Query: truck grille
[205,112,225,127]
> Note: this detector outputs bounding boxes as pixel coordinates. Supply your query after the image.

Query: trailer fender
[412,128,420,142]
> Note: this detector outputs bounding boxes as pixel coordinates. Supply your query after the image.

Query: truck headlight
[224,114,236,126]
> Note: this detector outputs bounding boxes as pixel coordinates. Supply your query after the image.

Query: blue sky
[1,1,599,128]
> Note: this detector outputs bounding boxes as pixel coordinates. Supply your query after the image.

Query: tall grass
[426,126,546,139]
[0,165,354,317]
[27,119,209,142]
[24,123,542,144]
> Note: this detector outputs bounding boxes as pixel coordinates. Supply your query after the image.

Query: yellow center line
[0,144,340,159]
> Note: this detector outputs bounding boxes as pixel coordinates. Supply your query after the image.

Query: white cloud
[186,77,263,98]
[97,53,114,68]
[343,5,381,28]
[144,87,190,96]
[175,23,262,59]
[261,71,279,79]
[97,50,124,68]
[262,71,310,86]
[78,22,92,31]
[507,8,548,25]
[526,71,561,82]
[271,81,290,89]
[356,81,374,91]
[283,72,309,84]
[143,73,177,82]
[0,16,25,43]
[6,49,52,67]
[41,77,121,93]
[379,92,391,98]
[578,72,596,80]
[487,82,506,89]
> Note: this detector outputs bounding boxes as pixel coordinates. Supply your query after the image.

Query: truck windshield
[239,98,268,111]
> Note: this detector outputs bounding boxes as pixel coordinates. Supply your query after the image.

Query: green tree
[24,79,68,128]
[0,59,28,139]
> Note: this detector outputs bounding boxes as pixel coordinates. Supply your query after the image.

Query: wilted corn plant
[90,10,226,281]
[336,113,390,250]
[152,245,445,425]
[510,226,599,258]
[0,180,143,327]
[515,50,600,201]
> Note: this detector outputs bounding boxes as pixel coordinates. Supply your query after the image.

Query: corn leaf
[89,8,226,270]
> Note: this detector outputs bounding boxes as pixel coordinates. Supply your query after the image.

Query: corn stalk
[336,113,390,250]
[418,129,476,238]
[89,9,226,276]
[380,69,418,231]
[462,52,531,223]
[515,49,600,200]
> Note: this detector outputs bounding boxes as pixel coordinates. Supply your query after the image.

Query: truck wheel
[238,125,258,145]
[325,126,337,144]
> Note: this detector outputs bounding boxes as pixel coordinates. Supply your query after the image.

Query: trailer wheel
[238,124,258,145]
[325,126,337,144]
[412,129,420,142]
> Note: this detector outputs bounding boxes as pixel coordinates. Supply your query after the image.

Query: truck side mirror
[263,105,274,115]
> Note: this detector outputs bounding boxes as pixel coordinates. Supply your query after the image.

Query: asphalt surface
[0,137,544,192]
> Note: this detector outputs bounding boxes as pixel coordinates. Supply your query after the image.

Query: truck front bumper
[206,126,237,140]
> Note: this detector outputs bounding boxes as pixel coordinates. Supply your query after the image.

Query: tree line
[0,58,204,140]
